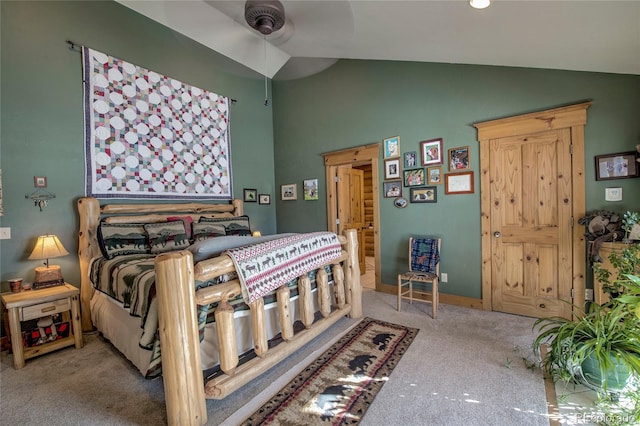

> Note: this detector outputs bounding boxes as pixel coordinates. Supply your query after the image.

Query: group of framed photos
[243,188,270,205]
[383,135,474,206]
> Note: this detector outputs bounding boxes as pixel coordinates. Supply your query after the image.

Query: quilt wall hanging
[83,47,232,199]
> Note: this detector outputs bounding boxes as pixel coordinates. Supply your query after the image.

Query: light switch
[605,187,622,202]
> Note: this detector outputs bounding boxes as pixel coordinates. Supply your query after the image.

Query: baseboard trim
[376,282,484,310]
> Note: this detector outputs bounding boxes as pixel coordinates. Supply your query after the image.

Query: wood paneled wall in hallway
[354,164,374,257]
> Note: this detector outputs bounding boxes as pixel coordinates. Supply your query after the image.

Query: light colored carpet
[0,289,550,425]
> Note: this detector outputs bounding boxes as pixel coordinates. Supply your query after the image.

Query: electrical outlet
[585,289,594,301]
[441,273,448,283]
[0,227,10,240]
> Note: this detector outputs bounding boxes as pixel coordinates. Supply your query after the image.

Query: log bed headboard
[77,197,244,331]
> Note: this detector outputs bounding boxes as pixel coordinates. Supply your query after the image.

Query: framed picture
[427,166,442,185]
[304,179,319,200]
[383,136,400,158]
[410,186,437,203]
[258,194,270,205]
[420,138,443,166]
[403,168,426,187]
[281,183,297,200]
[448,146,470,171]
[595,151,639,181]
[384,158,401,180]
[383,180,402,198]
[34,176,47,188]
[404,151,418,168]
[445,171,474,194]
[243,188,257,202]
[393,197,408,209]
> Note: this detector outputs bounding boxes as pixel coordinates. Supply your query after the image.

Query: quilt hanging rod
[65,40,238,104]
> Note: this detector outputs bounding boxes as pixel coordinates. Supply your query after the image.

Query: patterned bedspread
[89,232,342,378]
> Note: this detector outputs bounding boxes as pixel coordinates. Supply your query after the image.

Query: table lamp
[28,234,69,288]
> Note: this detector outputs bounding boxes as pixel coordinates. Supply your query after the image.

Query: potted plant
[593,243,640,299]
[622,211,640,243]
[533,301,640,392]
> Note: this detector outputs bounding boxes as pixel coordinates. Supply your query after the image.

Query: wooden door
[475,102,591,320]
[489,130,573,318]
[337,165,366,272]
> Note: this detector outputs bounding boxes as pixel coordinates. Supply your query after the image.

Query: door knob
[493,231,501,238]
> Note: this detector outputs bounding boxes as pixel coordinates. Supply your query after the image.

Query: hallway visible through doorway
[362,256,375,289]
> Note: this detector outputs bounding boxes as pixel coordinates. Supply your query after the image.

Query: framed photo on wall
[259,194,270,205]
[595,151,639,180]
[410,186,437,203]
[404,151,418,168]
[448,146,470,171]
[243,188,257,202]
[421,138,443,166]
[383,136,400,158]
[384,158,401,180]
[304,179,319,200]
[383,180,402,198]
[445,171,474,194]
[403,168,426,187]
[427,166,442,184]
[281,184,297,200]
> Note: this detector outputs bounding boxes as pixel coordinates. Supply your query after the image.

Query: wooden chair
[397,237,441,319]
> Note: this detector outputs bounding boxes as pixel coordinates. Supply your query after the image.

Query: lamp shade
[470,0,490,9]
[28,235,69,261]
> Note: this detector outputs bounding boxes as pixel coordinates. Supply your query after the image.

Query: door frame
[473,102,591,313]
[323,144,381,289]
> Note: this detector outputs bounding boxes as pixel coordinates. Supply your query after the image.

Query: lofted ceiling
[117,0,640,80]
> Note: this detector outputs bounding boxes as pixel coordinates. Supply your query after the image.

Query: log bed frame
[77,197,362,426]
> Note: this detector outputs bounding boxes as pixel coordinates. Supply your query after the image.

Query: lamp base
[34,265,64,289]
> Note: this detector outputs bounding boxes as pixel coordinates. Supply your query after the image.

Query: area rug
[241,317,419,425]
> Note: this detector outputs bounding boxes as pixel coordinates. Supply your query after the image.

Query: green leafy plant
[532,301,640,392]
[617,274,640,320]
[622,211,640,242]
[593,243,640,297]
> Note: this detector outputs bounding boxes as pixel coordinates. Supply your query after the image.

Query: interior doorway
[323,144,380,290]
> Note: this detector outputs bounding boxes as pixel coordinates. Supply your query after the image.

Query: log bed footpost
[155,250,207,426]
[344,229,362,319]
[332,264,345,309]
[77,197,102,332]
[215,300,239,375]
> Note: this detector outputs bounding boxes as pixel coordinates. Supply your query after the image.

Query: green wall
[272,60,640,299]
[0,1,276,290]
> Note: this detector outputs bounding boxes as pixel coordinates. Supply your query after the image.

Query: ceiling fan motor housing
[245,0,286,35]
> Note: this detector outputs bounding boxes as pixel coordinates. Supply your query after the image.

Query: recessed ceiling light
[470,0,491,9]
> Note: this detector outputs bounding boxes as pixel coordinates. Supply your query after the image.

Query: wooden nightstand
[1,283,83,368]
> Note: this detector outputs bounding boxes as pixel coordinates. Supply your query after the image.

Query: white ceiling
[117,0,640,80]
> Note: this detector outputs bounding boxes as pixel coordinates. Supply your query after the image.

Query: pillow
[144,220,190,254]
[167,216,194,239]
[189,233,297,262]
[199,215,251,236]
[192,222,226,242]
[97,222,150,259]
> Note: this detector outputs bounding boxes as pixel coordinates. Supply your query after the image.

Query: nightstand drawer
[20,298,70,321]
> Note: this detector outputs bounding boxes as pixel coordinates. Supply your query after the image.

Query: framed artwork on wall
[594,151,639,180]
[243,188,257,202]
[445,171,474,194]
[420,138,443,166]
[448,146,470,171]
[410,186,437,203]
[259,194,270,205]
[383,136,400,158]
[34,176,47,188]
[281,184,297,200]
[304,179,319,200]
[383,181,402,198]
[427,166,442,185]
[403,168,426,187]
[384,158,401,180]
[404,151,418,168]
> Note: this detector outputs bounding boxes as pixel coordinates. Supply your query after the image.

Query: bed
[77,197,362,425]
